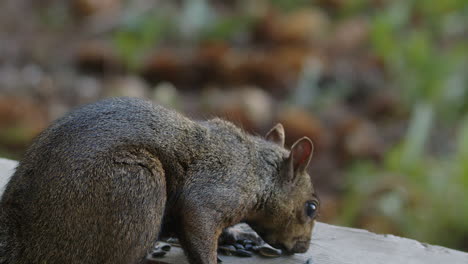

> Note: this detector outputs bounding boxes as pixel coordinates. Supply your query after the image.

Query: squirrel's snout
[290,240,310,253]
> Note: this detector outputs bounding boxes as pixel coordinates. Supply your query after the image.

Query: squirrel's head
[247,124,319,254]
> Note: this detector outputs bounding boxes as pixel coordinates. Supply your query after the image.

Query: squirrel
[0,97,320,264]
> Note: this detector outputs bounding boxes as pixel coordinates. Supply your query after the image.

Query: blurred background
[0,0,467,251]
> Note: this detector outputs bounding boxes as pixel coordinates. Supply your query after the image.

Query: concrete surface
[0,158,16,197]
[151,222,468,264]
[1,158,467,264]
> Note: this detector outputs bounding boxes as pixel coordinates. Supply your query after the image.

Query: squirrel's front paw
[219,223,264,246]
[218,224,282,258]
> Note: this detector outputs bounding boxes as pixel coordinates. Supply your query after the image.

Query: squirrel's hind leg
[100,155,167,264]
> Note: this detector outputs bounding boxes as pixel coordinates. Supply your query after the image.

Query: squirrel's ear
[288,137,314,175]
[266,123,285,147]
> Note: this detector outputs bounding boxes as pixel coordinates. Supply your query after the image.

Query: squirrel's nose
[291,240,310,253]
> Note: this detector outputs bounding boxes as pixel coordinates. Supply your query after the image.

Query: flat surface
[0,158,16,197]
[148,222,468,264]
[1,158,467,264]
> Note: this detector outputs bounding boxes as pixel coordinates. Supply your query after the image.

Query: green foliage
[112,2,256,69]
[339,0,468,250]
[201,15,255,41]
[393,103,432,176]
[0,126,32,146]
[113,10,174,70]
[456,117,468,190]
[340,107,468,249]
[369,0,468,119]
[269,0,313,11]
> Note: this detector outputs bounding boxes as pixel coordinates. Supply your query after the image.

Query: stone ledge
[0,158,16,197]
[1,158,467,264]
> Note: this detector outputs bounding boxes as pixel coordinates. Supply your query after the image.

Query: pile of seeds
[150,241,172,258]
[150,237,283,261]
[218,239,282,258]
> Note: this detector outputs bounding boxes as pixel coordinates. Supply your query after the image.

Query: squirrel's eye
[305,202,318,218]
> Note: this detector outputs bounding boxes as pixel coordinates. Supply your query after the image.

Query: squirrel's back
[29,97,192,158]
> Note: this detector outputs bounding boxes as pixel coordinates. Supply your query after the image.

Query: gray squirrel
[0,97,320,264]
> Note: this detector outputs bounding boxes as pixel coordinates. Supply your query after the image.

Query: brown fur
[0,97,319,264]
